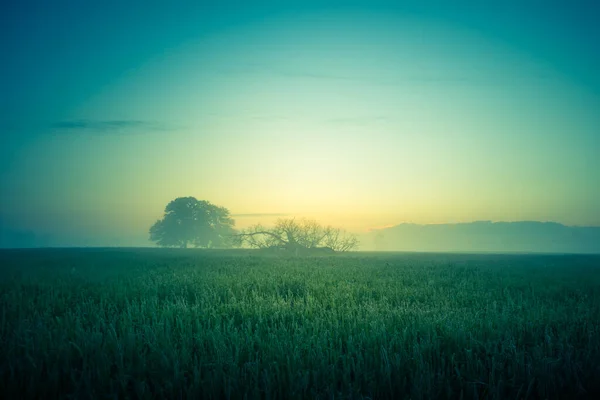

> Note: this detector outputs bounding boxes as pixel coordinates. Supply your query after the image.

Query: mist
[2,1,599,251]
[3,2,600,398]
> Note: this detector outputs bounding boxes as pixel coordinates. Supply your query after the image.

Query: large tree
[234,218,359,254]
[149,197,236,248]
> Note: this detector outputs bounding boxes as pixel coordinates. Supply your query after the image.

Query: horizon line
[365,220,600,232]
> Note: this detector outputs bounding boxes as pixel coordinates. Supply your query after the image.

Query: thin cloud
[266,62,556,85]
[216,63,378,83]
[219,62,551,87]
[50,119,180,133]
[274,69,368,82]
[324,115,389,126]
[366,224,397,232]
[232,213,291,218]
[272,69,548,86]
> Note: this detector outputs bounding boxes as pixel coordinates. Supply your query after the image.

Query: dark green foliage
[1,249,599,399]
[149,197,236,248]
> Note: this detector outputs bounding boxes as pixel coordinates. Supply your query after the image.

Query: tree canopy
[149,197,236,248]
[234,218,359,254]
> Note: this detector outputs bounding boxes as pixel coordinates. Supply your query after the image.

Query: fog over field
[2,0,600,398]
[1,0,599,250]
[362,221,600,253]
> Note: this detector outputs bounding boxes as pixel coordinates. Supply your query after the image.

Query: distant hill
[362,221,600,253]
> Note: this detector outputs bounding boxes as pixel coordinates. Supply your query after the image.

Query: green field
[1,249,599,399]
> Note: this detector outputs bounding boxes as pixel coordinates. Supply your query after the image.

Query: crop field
[1,248,599,399]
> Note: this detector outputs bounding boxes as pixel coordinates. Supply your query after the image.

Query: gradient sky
[1,0,599,246]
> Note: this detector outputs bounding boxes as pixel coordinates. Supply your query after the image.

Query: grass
[1,248,599,399]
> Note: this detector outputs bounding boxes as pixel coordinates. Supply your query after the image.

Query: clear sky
[1,0,599,246]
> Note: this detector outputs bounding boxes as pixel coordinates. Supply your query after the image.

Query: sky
[1,0,599,246]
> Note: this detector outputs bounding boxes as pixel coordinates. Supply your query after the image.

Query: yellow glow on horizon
[2,9,598,247]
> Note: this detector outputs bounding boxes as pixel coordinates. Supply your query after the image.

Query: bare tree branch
[232,218,359,253]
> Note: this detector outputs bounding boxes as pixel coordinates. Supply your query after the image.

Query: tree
[234,218,359,254]
[149,197,237,248]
